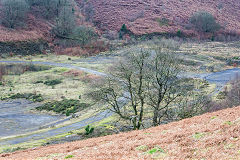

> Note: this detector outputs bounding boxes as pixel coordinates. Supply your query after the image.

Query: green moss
[147,146,165,154]
[224,121,233,125]
[193,132,205,139]
[65,155,74,159]
[136,145,149,152]
[211,116,217,119]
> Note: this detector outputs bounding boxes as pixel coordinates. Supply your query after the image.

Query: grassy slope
[2,105,240,159]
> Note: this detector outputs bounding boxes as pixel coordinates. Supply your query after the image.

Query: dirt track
[1,105,240,160]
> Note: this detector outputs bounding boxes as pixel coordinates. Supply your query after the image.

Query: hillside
[78,0,240,35]
[1,0,240,43]
[1,106,240,159]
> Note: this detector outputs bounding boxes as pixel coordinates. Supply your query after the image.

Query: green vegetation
[43,79,62,86]
[190,11,221,33]
[224,121,232,125]
[65,155,74,159]
[1,93,43,102]
[193,132,205,139]
[2,146,25,153]
[136,145,149,152]
[53,6,76,37]
[156,17,169,26]
[85,125,94,135]
[147,147,165,154]
[69,26,98,46]
[119,24,128,39]
[36,99,90,115]
[1,0,29,28]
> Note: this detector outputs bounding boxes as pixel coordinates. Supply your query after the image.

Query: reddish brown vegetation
[2,106,240,159]
[55,41,109,56]
[1,0,240,43]
[62,70,85,77]
[76,0,240,36]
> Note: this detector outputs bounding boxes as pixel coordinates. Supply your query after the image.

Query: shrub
[36,99,90,115]
[190,11,221,33]
[69,26,98,46]
[156,17,169,26]
[177,29,183,37]
[5,93,43,102]
[225,77,240,107]
[1,0,29,28]
[85,125,94,135]
[119,24,128,39]
[44,79,62,86]
[177,93,211,120]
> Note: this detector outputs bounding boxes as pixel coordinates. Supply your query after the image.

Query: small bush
[156,17,169,26]
[44,79,62,86]
[85,125,94,135]
[65,155,74,159]
[119,24,128,39]
[36,99,90,115]
[69,26,98,46]
[4,93,43,102]
[190,11,221,33]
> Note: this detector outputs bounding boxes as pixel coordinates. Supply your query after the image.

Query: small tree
[119,24,128,39]
[190,11,221,33]
[70,26,98,46]
[53,6,76,37]
[84,2,95,22]
[90,49,150,130]
[90,40,193,129]
[1,0,29,28]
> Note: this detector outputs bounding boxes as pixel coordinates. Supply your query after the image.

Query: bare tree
[1,0,29,28]
[90,39,208,129]
[53,6,76,37]
[145,47,184,126]
[190,11,221,33]
[91,49,150,130]
[225,76,240,107]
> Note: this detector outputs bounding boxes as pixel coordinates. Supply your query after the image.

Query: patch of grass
[147,146,165,154]
[36,99,90,116]
[211,116,217,119]
[224,143,235,149]
[224,121,233,125]
[65,155,74,159]
[144,133,152,135]
[2,146,25,153]
[136,145,149,152]
[193,132,205,139]
[1,93,44,102]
